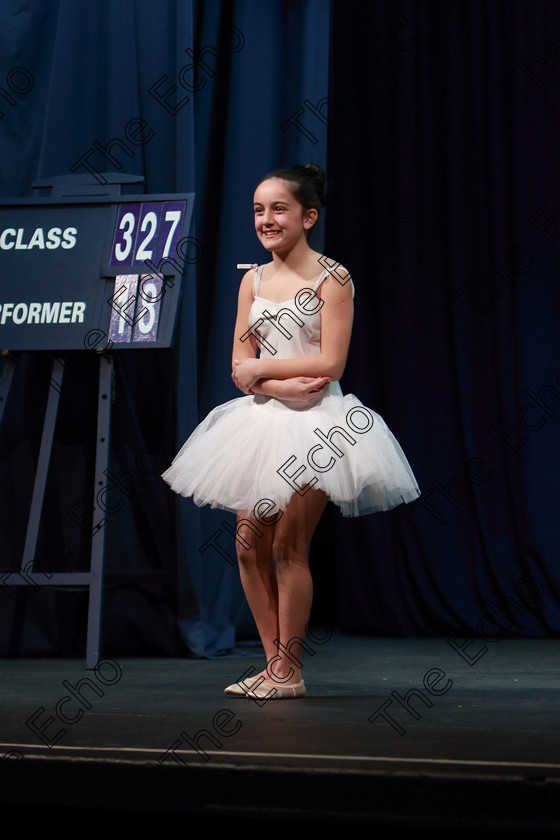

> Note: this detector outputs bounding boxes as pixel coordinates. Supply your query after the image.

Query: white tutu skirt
[162,383,420,517]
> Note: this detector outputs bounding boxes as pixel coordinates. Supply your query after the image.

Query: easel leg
[22,357,64,574]
[0,352,18,426]
[86,354,113,669]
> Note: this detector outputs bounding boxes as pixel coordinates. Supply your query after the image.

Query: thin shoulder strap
[313,266,355,298]
[312,269,328,291]
[253,264,264,296]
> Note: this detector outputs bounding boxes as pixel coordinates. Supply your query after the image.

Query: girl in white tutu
[162,164,420,699]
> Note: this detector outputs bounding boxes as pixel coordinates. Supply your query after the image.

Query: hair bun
[293,162,323,179]
[293,163,326,205]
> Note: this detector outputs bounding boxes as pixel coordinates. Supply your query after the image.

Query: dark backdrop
[0,0,558,659]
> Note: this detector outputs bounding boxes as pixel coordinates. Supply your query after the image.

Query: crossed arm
[230,268,354,400]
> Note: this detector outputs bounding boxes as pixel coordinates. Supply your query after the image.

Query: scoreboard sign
[0,192,194,350]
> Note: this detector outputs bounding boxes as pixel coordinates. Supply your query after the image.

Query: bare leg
[235,512,279,668]
[235,488,328,686]
[267,488,328,684]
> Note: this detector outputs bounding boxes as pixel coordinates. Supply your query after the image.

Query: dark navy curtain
[327,0,560,637]
[0,0,558,659]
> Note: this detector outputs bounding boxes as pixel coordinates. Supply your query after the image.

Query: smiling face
[253,178,318,255]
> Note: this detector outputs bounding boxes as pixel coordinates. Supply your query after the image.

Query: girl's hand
[232,358,261,393]
[275,376,331,402]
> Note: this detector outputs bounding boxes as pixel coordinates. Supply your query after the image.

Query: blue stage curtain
[0,0,558,659]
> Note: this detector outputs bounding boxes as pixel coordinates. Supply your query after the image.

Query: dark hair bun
[292,163,326,207]
[295,162,323,178]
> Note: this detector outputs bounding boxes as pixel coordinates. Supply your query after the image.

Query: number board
[0,192,194,351]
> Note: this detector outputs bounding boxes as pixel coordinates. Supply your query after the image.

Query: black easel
[0,174,142,668]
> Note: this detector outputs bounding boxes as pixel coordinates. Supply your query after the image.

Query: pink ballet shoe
[246,679,306,700]
[224,675,264,696]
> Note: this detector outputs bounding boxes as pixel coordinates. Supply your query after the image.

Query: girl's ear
[304,208,318,230]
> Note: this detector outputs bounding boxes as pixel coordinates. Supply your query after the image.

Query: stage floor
[0,635,558,831]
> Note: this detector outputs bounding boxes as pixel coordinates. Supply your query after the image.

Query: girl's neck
[270,239,319,272]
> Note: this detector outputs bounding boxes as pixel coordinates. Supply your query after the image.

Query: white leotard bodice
[248,264,327,361]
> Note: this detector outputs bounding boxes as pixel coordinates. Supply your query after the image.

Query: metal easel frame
[0,173,192,667]
[0,351,113,668]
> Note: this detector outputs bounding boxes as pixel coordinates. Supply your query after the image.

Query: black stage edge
[1,635,559,832]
